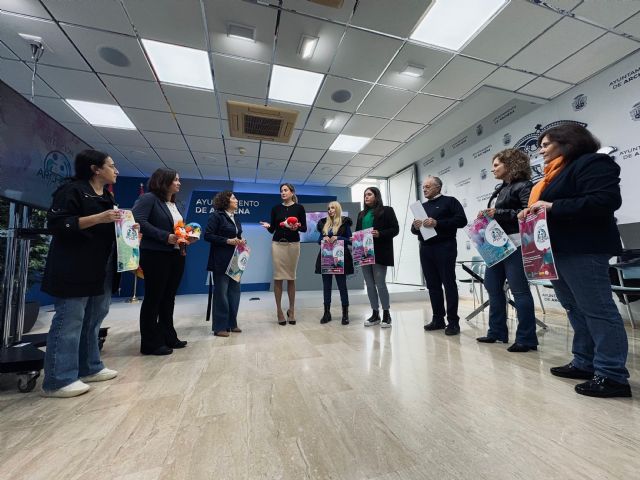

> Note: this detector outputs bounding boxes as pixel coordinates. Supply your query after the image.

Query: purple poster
[519,209,558,281]
[321,239,345,274]
[352,228,375,267]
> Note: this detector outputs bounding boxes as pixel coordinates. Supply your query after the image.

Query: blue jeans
[484,248,538,346]
[551,252,629,384]
[43,269,113,390]
[322,274,349,306]
[361,264,390,310]
[213,273,241,333]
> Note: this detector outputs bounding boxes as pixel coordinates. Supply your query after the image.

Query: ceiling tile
[291,147,324,162]
[545,34,639,84]
[116,146,162,164]
[0,39,17,59]
[33,97,84,123]
[212,54,270,98]
[164,84,219,117]
[62,25,153,80]
[123,0,207,49]
[143,131,187,149]
[259,158,288,170]
[517,77,571,99]
[376,120,422,142]
[281,0,358,23]
[48,0,133,34]
[176,114,221,137]
[229,167,257,181]
[483,68,537,91]
[61,122,107,144]
[507,17,604,74]
[256,169,285,182]
[312,163,341,175]
[339,165,369,176]
[155,148,194,164]
[260,144,294,160]
[228,156,258,169]
[172,162,201,179]
[200,165,229,180]
[274,11,345,73]
[305,108,351,133]
[305,174,333,185]
[573,2,640,28]
[349,153,382,167]
[193,152,226,166]
[285,161,315,173]
[315,75,372,113]
[360,139,400,156]
[0,60,58,97]
[226,139,260,157]
[422,57,496,99]
[342,115,388,137]
[395,94,455,123]
[38,66,112,102]
[329,28,403,82]
[328,176,359,186]
[320,151,355,165]
[101,74,169,110]
[298,130,337,149]
[616,12,640,37]
[185,135,225,153]
[125,108,180,133]
[350,0,431,37]
[0,0,51,18]
[461,0,561,64]
[204,0,277,63]
[357,85,414,118]
[378,43,452,92]
[282,172,308,183]
[97,128,150,147]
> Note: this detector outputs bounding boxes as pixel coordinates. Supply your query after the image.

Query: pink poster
[320,239,345,274]
[519,209,558,281]
[352,228,375,267]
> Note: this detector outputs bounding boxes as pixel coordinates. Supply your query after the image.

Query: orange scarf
[528,156,565,206]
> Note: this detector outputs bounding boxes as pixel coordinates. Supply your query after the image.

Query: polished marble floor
[1,292,639,480]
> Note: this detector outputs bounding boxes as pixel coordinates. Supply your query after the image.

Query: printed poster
[352,227,375,267]
[114,209,140,272]
[321,239,345,274]
[519,209,558,281]
[226,243,250,282]
[464,214,516,267]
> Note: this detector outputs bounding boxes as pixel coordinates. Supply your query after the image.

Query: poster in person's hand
[519,208,558,281]
[321,239,345,274]
[226,243,250,282]
[464,214,516,267]
[114,209,140,272]
[352,227,375,267]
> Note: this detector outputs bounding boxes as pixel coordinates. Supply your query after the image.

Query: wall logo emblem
[480,168,487,180]
[503,133,511,145]
[630,102,640,121]
[514,121,587,159]
[440,148,445,158]
[458,157,464,168]
[36,150,71,186]
[476,124,483,136]
[572,94,587,111]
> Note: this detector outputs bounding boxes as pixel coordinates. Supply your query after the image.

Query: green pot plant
[0,199,49,334]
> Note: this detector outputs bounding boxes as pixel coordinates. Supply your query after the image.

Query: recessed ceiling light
[97,46,130,67]
[400,64,424,77]
[65,99,136,130]
[321,117,334,130]
[298,35,319,59]
[268,65,324,106]
[227,23,256,42]
[410,0,508,51]
[141,39,213,90]
[329,134,371,153]
[331,89,351,103]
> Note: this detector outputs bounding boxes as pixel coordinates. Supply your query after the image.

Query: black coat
[355,206,400,267]
[41,180,119,298]
[487,180,532,235]
[539,153,622,255]
[132,192,181,252]
[204,210,243,274]
[314,217,354,275]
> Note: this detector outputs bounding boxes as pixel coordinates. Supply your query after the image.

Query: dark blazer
[488,180,532,235]
[314,217,354,275]
[132,192,180,252]
[539,152,622,255]
[355,206,400,266]
[41,180,118,298]
[204,210,243,274]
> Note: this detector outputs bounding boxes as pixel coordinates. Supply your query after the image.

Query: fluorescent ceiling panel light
[227,23,256,42]
[65,99,136,130]
[329,134,370,153]
[298,35,319,59]
[141,39,213,90]
[410,0,508,51]
[321,117,334,130]
[268,65,324,105]
[401,64,424,77]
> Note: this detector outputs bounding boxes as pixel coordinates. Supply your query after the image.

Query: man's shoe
[424,321,445,331]
[230,327,242,333]
[169,340,187,349]
[444,324,460,336]
[141,346,173,356]
[550,362,594,380]
[41,380,90,398]
[507,343,537,353]
[381,310,392,328]
[81,368,118,383]
[477,336,507,343]
[364,310,380,326]
[575,375,632,398]
[214,331,230,337]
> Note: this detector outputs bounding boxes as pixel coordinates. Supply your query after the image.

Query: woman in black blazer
[204,191,245,337]
[355,187,399,328]
[132,168,196,355]
[521,124,630,398]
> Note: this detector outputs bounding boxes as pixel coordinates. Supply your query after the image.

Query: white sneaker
[41,380,90,398]
[81,368,118,383]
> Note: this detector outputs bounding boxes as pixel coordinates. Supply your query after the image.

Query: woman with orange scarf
[519,124,630,398]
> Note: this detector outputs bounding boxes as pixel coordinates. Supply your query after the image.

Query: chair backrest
[618,222,640,250]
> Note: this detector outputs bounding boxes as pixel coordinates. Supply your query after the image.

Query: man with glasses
[411,176,467,335]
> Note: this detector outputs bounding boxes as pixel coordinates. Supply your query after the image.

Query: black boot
[381,309,392,328]
[320,305,332,324]
[365,309,380,326]
[341,305,349,325]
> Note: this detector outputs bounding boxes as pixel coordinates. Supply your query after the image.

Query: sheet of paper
[409,200,436,241]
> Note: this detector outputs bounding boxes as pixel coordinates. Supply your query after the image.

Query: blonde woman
[314,202,354,325]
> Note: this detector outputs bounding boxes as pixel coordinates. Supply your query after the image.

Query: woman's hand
[330,236,338,243]
[372,229,380,238]
[530,201,553,213]
[289,223,299,231]
[412,219,422,229]
[132,223,142,242]
[167,233,179,245]
[227,237,244,246]
[479,208,496,219]
[259,221,270,230]
[322,235,330,243]
[96,209,122,224]
[187,236,199,244]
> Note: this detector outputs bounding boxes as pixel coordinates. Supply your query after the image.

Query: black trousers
[419,240,459,325]
[139,249,185,352]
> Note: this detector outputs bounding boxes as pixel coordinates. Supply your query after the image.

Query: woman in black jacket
[205,191,245,337]
[314,201,353,325]
[476,148,538,352]
[133,168,196,356]
[355,187,399,328]
[521,124,630,398]
[41,150,121,398]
